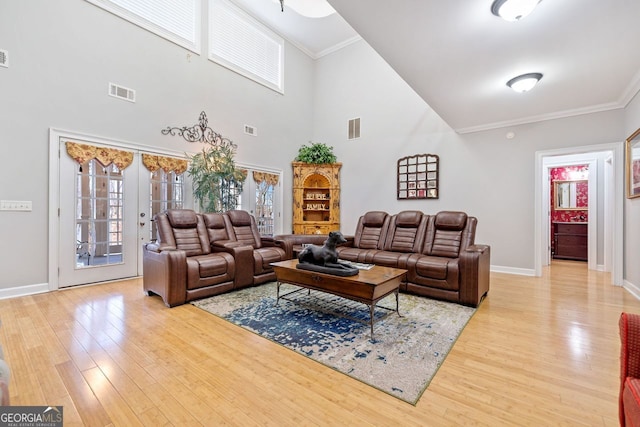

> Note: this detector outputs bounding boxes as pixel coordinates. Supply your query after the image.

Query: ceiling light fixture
[491,0,541,22]
[506,73,543,92]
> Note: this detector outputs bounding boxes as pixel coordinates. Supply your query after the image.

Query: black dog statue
[296,231,358,276]
[298,231,346,266]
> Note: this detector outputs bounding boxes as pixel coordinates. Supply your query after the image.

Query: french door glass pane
[150,169,184,241]
[255,180,274,236]
[75,160,124,267]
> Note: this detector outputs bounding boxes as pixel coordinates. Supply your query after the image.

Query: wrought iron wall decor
[161,111,237,151]
[162,111,245,213]
[397,154,439,200]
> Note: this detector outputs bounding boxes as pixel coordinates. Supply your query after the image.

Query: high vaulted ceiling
[237,0,640,134]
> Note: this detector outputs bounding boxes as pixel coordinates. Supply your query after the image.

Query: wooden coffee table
[271,259,407,338]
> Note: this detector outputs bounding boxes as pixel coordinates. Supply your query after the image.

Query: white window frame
[85,0,201,53]
[208,0,285,94]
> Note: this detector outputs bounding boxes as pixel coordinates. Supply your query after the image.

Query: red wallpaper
[550,165,588,253]
[550,165,589,223]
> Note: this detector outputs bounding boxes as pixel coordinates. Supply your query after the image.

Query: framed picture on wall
[397,154,439,199]
[626,128,640,199]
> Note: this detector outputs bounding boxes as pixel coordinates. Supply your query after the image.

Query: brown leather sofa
[276,210,490,307]
[143,209,287,307]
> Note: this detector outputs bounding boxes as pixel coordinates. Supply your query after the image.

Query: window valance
[142,154,188,175]
[253,171,279,186]
[65,142,133,170]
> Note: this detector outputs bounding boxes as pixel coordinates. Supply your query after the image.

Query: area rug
[191,282,475,405]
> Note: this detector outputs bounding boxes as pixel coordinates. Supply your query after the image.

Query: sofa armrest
[273,234,329,259]
[211,243,255,288]
[143,246,188,307]
[458,244,490,307]
[620,312,640,426]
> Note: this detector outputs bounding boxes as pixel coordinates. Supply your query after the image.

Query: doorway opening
[535,142,624,285]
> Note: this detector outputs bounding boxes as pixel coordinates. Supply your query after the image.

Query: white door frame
[48,128,191,290]
[534,142,624,285]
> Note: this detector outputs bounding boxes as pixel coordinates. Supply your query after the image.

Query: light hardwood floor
[1,261,639,426]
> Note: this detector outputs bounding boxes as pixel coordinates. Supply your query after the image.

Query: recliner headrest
[202,213,225,229]
[166,209,198,228]
[226,210,252,226]
[362,211,388,227]
[395,211,423,227]
[435,211,467,230]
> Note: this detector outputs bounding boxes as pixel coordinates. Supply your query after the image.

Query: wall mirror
[554,180,588,210]
[626,127,640,199]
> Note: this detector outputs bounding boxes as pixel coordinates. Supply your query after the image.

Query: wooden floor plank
[0,261,638,426]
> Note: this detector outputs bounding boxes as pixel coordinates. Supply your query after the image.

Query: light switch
[0,200,32,211]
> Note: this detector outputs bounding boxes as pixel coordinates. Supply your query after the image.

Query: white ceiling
[236,0,640,134]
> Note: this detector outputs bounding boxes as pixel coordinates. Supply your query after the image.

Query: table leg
[369,304,375,339]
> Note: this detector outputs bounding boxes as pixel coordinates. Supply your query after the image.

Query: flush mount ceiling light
[278,0,336,17]
[506,73,543,92]
[491,0,541,21]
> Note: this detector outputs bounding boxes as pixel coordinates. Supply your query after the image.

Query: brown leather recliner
[335,211,390,263]
[143,209,236,307]
[406,211,489,306]
[222,210,288,285]
[370,210,428,268]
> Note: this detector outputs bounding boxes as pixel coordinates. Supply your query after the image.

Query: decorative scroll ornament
[253,171,279,186]
[161,111,237,151]
[65,142,133,170]
[142,154,188,175]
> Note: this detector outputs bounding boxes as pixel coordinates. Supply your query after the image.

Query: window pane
[149,169,185,241]
[209,0,284,93]
[76,161,124,267]
[86,0,201,52]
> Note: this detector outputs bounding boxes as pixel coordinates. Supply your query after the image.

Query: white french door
[52,132,189,288]
[238,167,283,236]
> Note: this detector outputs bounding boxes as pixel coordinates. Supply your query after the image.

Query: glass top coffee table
[271,259,407,339]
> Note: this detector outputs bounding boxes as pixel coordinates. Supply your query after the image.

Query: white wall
[313,40,627,272]
[624,92,640,290]
[0,3,636,292]
[0,0,313,290]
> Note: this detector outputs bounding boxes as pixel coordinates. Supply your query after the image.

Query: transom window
[208,0,285,93]
[85,0,201,53]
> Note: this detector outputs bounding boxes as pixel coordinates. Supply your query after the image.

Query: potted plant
[295,142,337,164]
[187,142,246,213]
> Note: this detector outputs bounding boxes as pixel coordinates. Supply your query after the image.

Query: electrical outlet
[0,200,32,211]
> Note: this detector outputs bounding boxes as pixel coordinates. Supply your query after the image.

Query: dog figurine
[298,231,347,266]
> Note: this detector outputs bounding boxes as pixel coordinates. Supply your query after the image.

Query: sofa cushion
[428,211,468,258]
[434,211,467,230]
[384,211,426,253]
[253,247,286,274]
[357,211,389,249]
[202,213,229,242]
[624,378,640,426]
[167,209,198,228]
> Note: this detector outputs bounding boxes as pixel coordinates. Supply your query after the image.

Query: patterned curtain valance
[65,142,133,170]
[142,154,188,175]
[253,171,279,186]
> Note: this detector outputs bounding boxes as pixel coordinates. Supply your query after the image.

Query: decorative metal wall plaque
[397,154,439,199]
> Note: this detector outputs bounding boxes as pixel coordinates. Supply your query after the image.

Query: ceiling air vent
[0,50,8,68]
[244,124,257,136]
[108,82,136,103]
[348,117,360,140]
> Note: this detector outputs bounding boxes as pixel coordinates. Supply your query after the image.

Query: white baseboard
[0,283,50,301]
[624,280,640,301]
[490,265,536,276]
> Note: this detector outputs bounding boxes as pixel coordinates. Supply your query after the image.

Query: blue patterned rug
[192,282,475,405]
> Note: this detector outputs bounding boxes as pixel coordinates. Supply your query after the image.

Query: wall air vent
[108,82,136,103]
[0,50,8,68]
[244,124,257,136]
[348,117,361,140]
